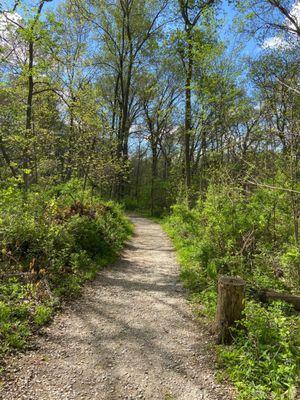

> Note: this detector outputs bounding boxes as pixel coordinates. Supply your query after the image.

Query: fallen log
[0,272,35,281]
[259,289,300,311]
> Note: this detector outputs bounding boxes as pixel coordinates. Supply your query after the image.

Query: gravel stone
[0,216,234,400]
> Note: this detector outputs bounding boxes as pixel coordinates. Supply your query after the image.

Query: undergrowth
[0,179,132,366]
[163,182,300,400]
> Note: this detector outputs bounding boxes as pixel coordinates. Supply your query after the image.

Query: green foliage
[0,280,33,354]
[34,305,53,327]
[164,182,300,399]
[165,182,299,293]
[218,301,299,400]
[0,180,132,362]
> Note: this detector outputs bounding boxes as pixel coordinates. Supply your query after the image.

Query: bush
[34,305,53,326]
[67,215,109,257]
[163,182,300,399]
[0,280,33,354]
[218,301,299,400]
[0,180,132,361]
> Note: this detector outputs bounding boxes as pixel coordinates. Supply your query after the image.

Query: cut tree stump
[216,276,246,344]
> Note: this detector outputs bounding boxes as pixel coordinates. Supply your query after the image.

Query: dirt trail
[0,216,233,400]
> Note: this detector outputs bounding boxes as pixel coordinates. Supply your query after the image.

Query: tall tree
[177,0,218,197]
[71,0,169,197]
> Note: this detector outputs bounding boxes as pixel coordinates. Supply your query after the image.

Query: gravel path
[0,216,233,400]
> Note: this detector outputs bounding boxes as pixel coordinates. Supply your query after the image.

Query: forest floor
[0,216,234,400]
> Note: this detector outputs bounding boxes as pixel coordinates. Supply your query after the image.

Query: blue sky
[3,0,261,58]
[220,1,260,57]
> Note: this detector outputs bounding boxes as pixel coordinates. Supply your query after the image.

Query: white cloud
[0,11,27,65]
[262,0,300,50]
[0,11,22,39]
[288,1,300,30]
[262,36,288,50]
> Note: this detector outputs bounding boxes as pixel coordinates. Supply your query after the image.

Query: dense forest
[0,0,299,399]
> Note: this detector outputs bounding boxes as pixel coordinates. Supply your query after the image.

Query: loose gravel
[0,216,234,400]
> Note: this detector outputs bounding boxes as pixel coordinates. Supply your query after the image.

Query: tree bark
[22,0,50,189]
[184,32,193,195]
[259,289,300,311]
[151,143,158,216]
[0,137,18,177]
[216,276,246,344]
[23,39,34,190]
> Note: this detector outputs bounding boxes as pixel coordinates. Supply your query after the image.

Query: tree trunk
[65,110,75,181]
[151,144,158,216]
[184,36,193,195]
[0,136,18,177]
[216,276,246,344]
[22,1,48,189]
[24,40,34,190]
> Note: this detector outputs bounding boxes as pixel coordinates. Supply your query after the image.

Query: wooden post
[216,276,246,344]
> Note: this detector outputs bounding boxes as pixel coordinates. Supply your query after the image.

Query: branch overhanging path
[0,216,233,400]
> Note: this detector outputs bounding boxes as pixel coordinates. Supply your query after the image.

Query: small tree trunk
[184,36,193,198]
[216,276,246,344]
[0,136,18,177]
[24,39,34,190]
[151,144,158,216]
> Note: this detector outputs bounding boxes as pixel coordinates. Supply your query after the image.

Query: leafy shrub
[218,301,299,400]
[67,215,108,256]
[0,281,33,354]
[165,182,299,293]
[281,246,300,291]
[34,305,53,326]
[0,180,132,361]
[164,182,300,399]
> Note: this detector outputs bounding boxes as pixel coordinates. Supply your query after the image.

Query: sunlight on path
[0,216,233,400]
